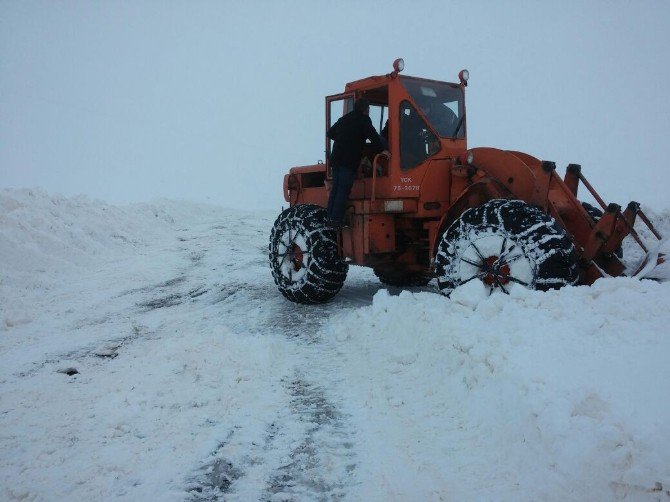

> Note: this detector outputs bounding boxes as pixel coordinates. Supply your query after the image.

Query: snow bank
[1,189,150,329]
[0,189,229,284]
[327,280,670,500]
[0,189,158,290]
[0,188,238,330]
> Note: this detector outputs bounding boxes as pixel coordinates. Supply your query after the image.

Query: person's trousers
[326,166,356,224]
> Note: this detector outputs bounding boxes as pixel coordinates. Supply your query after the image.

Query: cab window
[400,77,465,139]
[400,100,439,170]
[368,103,387,136]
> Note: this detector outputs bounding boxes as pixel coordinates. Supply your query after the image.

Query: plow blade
[634,247,668,280]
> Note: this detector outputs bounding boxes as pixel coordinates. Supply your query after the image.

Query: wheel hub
[289,243,304,271]
[481,256,511,286]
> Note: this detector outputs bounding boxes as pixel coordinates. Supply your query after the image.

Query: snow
[1,188,670,500]
[327,282,670,500]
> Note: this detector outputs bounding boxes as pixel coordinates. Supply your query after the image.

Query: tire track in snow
[176,223,377,499]
[184,368,358,501]
[262,374,356,501]
[177,222,441,500]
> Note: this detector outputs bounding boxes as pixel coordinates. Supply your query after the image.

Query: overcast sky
[1,1,669,210]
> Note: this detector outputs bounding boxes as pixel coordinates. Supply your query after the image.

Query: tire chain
[269,204,348,304]
[435,199,579,294]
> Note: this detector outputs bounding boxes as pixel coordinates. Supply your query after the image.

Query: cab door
[324,93,354,180]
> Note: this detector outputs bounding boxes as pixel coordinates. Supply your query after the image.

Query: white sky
[1,1,669,210]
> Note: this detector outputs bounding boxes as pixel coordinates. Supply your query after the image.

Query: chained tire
[435,199,579,296]
[581,202,623,258]
[374,269,431,288]
[269,204,348,304]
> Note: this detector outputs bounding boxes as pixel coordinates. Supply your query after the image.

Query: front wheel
[269,204,348,304]
[435,199,579,295]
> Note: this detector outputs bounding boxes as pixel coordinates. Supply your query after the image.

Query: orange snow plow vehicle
[269,59,665,303]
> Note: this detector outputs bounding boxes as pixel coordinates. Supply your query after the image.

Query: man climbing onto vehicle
[326,98,388,226]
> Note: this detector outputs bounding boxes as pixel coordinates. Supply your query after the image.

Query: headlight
[466,150,474,165]
[393,58,405,73]
[459,69,469,85]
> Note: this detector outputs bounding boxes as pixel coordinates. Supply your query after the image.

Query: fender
[466,147,554,208]
[432,177,512,257]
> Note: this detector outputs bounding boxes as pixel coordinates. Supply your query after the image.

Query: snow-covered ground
[1,188,669,501]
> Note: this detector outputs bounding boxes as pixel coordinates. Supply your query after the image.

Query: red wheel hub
[482,256,511,286]
[291,243,304,271]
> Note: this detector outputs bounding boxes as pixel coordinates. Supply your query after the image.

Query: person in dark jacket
[326,98,388,225]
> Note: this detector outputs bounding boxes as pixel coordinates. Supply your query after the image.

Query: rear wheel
[435,199,579,295]
[269,204,348,304]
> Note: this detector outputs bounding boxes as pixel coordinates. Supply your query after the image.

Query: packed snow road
[0,190,386,500]
[1,189,669,501]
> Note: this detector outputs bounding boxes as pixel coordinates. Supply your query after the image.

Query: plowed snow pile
[1,188,669,500]
[326,281,670,499]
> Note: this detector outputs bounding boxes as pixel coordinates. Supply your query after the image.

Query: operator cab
[398,77,465,170]
[326,61,468,182]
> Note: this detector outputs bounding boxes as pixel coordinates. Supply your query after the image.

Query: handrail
[371,152,390,204]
